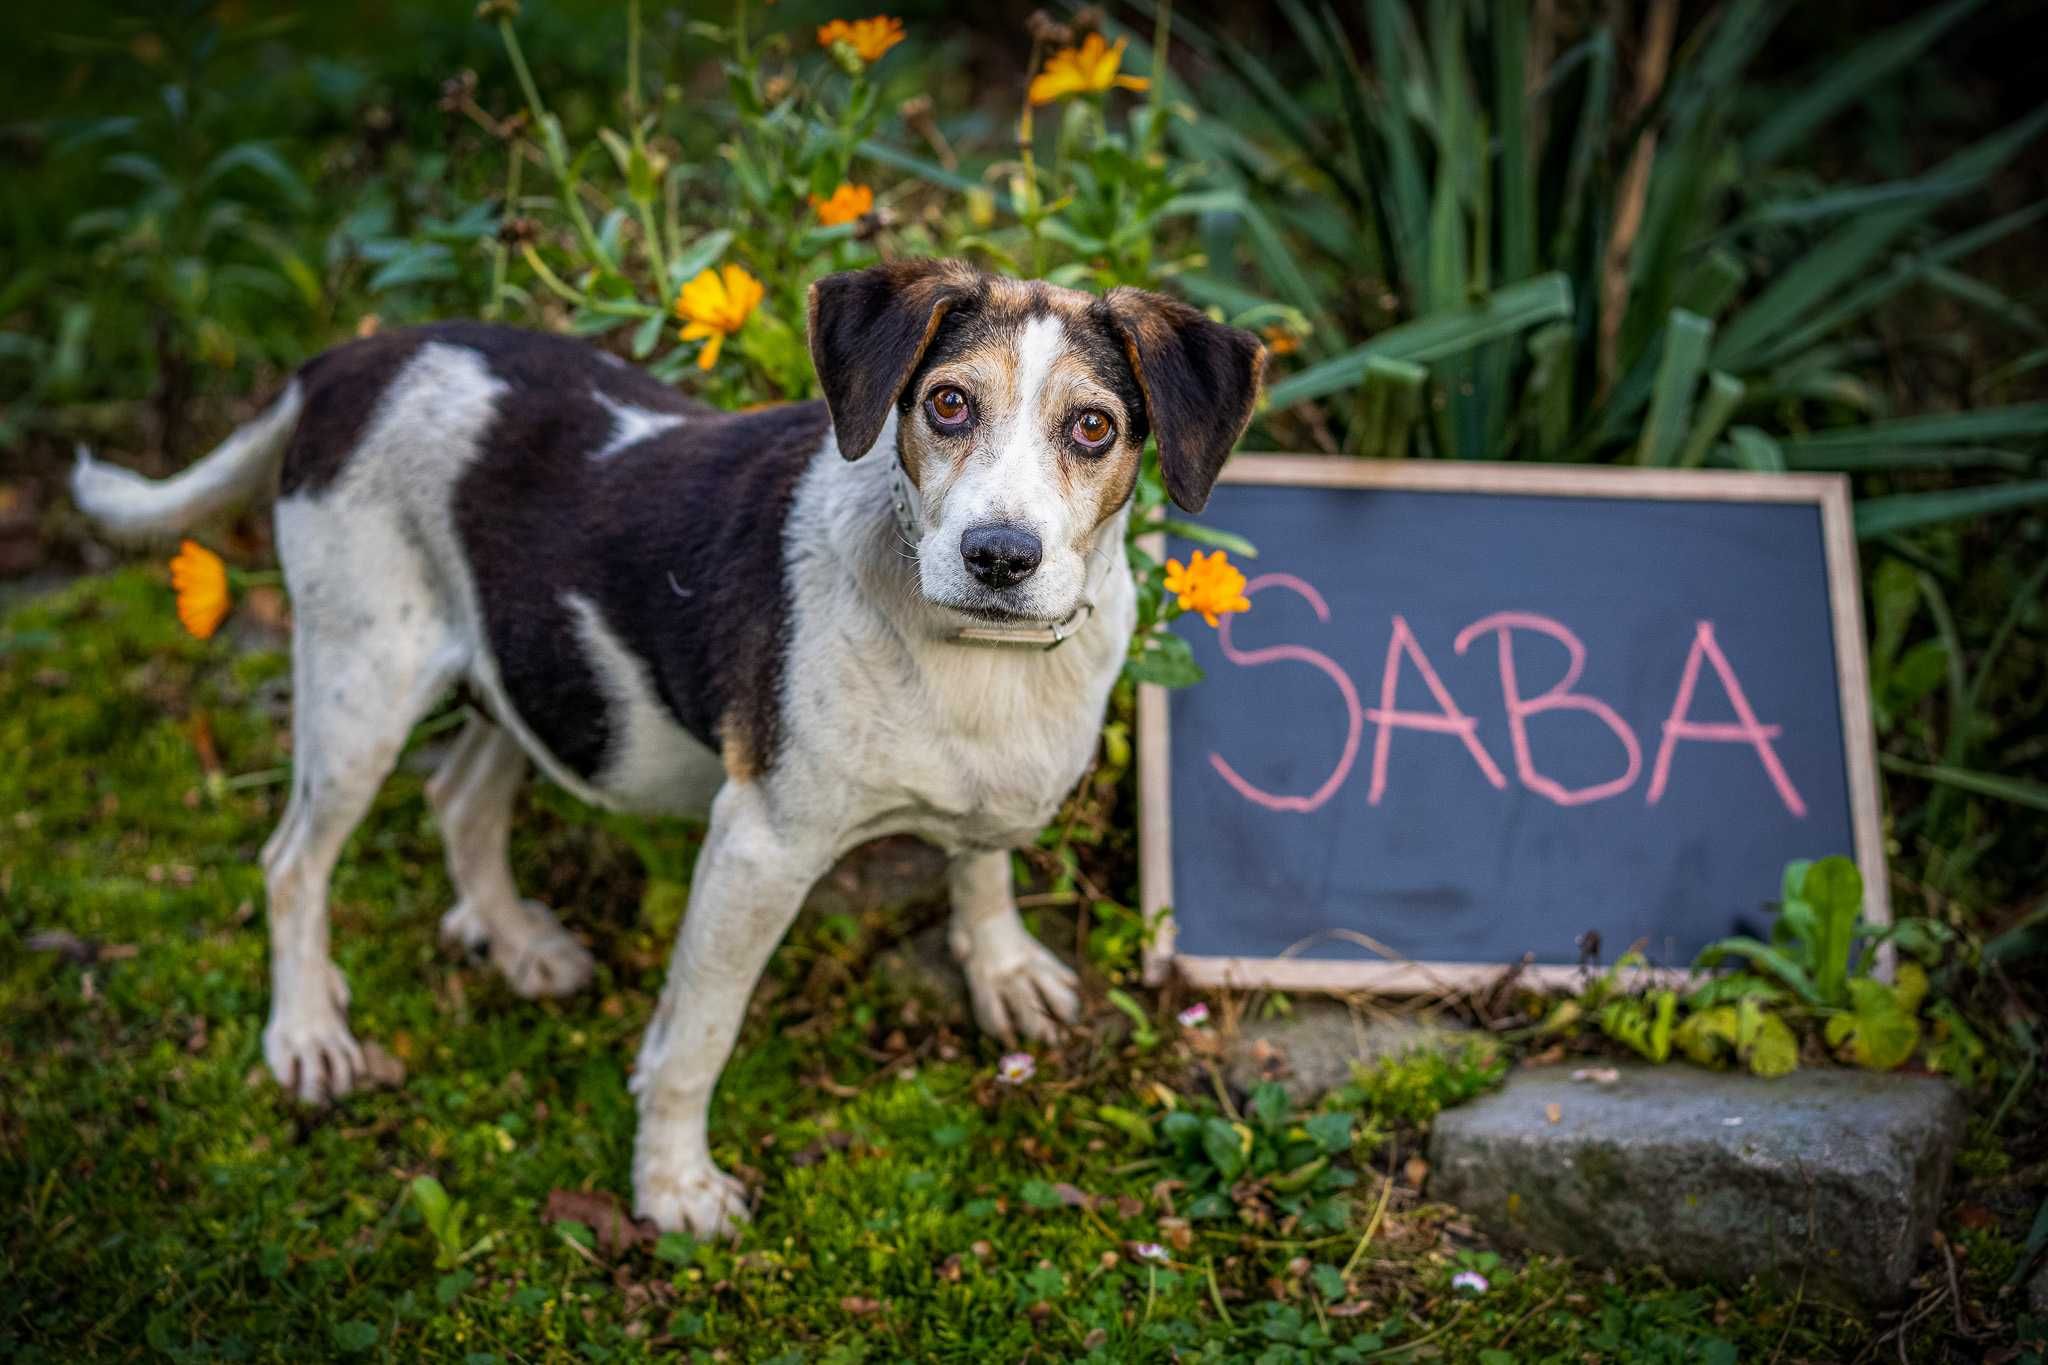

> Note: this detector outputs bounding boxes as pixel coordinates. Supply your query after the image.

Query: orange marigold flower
[169,539,231,640]
[1261,324,1299,356]
[1029,32,1149,105]
[816,16,905,63]
[811,182,875,227]
[1162,549,1250,628]
[673,263,764,370]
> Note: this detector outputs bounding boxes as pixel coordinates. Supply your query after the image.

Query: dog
[71,258,1264,1235]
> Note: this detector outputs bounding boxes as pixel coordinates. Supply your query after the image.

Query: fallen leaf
[1052,1182,1095,1210]
[1523,1043,1567,1067]
[1403,1155,1429,1190]
[1329,1299,1374,1318]
[1544,1102,1563,1125]
[1570,1066,1621,1085]
[1953,1203,1996,1231]
[840,1295,883,1315]
[543,1188,657,1257]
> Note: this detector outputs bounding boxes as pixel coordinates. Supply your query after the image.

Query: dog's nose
[960,523,1042,589]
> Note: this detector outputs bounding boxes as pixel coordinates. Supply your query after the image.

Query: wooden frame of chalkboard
[1137,454,1887,993]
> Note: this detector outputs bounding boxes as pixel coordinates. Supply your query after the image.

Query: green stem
[499,15,612,272]
[520,243,588,306]
[487,145,522,320]
[1146,0,1173,157]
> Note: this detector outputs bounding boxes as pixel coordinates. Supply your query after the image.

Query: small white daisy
[1451,1270,1489,1294]
[1175,1003,1210,1029]
[996,1052,1036,1085]
[1131,1242,1168,1262]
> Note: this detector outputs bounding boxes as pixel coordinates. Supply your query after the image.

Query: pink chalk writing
[1648,620,1807,817]
[1365,614,1509,804]
[1453,612,1642,807]
[1208,574,1364,813]
[1202,578,1807,816]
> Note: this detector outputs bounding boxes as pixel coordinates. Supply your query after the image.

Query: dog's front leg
[631,781,824,1238]
[947,848,1081,1043]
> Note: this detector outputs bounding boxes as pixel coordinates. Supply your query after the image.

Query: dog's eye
[926,386,972,430]
[1070,410,1115,451]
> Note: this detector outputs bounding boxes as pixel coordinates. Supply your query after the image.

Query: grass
[0,568,2026,1361]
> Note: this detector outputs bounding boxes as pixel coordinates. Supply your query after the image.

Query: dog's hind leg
[947,848,1081,1043]
[260,502,463,1103]
[427,715,594,998]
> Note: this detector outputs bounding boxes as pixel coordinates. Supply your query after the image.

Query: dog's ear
[1104,288,1265,513]
[808,259,976,461]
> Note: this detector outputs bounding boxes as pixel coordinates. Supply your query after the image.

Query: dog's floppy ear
[808,259,976,460]
[1104,288,1265,513]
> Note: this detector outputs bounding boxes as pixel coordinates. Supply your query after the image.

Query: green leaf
[1095,1105,1157,1147]
[1635,310,1714,466]
[1880,755,2048,813]
[1855,479,2048,539]
[1201,1116,1248,1180]
[1723,425,1786,472]
[1353,355,1429,459]
[332,1321,379,1353]
[1676,372,1744,468]
[1803,856,1863,1008]
[1125,634,1205,689]
[1743,1008,1800,1078]
[1303,1111,1353,1155]
[1824,978,1920,1070]
[630,312,664,360]
[665,229,735,291]
[1265,273,1572,408]
[1019,1178,1063,1210]
[1693,935,1821,1005]
[202,142,313,211]
[1249,1082,1289,1132]
[1745,0,1985,167]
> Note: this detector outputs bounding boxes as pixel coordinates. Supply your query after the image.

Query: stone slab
[1428,1063,1965,1307]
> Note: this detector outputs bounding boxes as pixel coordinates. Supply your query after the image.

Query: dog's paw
[263,997,365,1105]
[634,1164,753,1239]
[960,929,1081,1044]
[440,898,594,999]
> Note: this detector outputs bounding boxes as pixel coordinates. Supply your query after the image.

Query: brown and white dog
[72,258,1264,1235]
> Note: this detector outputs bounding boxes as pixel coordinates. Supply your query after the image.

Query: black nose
[960,523,1043,589]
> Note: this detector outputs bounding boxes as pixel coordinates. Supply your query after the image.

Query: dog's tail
[71,380,305,543]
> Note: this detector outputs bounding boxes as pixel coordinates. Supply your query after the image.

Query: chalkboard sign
[1138,456,1886,991]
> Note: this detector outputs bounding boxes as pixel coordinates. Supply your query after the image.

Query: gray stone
[1428,1063,1965,1307]
[1224,999,1471,1103]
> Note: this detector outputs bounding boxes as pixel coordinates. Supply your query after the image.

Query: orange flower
[1029,32,1149,105]
[169,540,231,640]
[811,182,875,227]
[1261,324,1300,356]
[816,16,905,63]
[673,263,764,370]
[1162,549,1250,628]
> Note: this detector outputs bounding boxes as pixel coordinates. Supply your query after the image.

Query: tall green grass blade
[1677,371,1745,467]
[1922,263,2045,337]
[1549,28,1613,268]
[1636,309,1714,466]
[1855,479,2048,538]
[1725,425,1786,472]
[1366,0,1433,295]
[1523,321,1575,460]
[1716,104,2048,369]
[1265,273,1573,408]
[1750,201,2048,368]
[1494,0,1535,285]
[1674,246,1745,321]
[1785,446,2033,474]
[1879,756,2048,814]
[1745,0,1984,167]
[1784,404,2048,452]
[1353,356,1429,459]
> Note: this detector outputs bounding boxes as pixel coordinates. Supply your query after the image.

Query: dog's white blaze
[564,593,723,813]
[590,388,685,462]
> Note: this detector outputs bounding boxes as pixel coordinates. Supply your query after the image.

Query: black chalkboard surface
[1138,457,1885,991]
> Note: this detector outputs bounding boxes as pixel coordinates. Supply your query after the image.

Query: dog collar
[890,452,1107,650]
